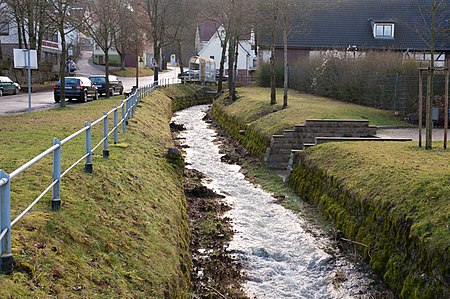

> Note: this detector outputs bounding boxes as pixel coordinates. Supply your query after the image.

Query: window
[0,21,9,36]
[373,23,394,39]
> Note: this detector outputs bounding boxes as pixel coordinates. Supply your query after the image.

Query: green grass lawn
[0,92,189,297]
[111,67,154,77]
[224,87,409,140]
[305,141,449,249]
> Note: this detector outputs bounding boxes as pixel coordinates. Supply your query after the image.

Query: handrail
[61,126,89,146]
[9,144,60,179]
[0,83,158,274]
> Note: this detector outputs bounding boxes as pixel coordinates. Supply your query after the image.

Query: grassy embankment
[212,87,407,158]
[212,87,449,298]
[0,84,206,298]
[111,68,154,77]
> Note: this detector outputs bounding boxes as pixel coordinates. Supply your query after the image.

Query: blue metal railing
[0,83,157,274]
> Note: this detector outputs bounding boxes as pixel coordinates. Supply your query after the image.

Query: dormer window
[369,19,395,39]
[375,23,394,38]
[371,21,394,39]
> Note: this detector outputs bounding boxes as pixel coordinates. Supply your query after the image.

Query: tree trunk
[153,44,160,84]
[59,26,67,108]
[234,38,239,86]
[270,12,277,105]
[228,34,236,101]
[270,46,276,105]
[425,2,437,150]
[282,23,288,109]
[177,39,184,74]
[105,50,110,98]
[218,34,229,93]
[135,49,139,88]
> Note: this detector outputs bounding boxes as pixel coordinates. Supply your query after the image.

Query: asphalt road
[0,50,180,116]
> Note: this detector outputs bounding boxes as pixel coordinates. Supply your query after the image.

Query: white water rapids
[172,105,390,299]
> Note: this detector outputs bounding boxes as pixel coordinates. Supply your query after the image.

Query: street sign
[13,49,38,69]
[13,49,37,113]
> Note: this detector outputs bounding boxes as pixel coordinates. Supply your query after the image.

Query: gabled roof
[259,0,450,51]
[198,20,220,42]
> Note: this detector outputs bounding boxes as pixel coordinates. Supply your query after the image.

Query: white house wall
[198,30,256,74]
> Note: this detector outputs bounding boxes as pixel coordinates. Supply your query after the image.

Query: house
[258,0,450,66]
[197,24,257,77]
[92,42,151,69]
[0,4,63,82]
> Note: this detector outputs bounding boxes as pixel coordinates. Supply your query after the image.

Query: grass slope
[292,142,449,297]
[224,87,408,140]
[0,90,191,298]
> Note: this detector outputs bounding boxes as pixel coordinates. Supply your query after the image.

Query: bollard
[52,138,62,211]
[113,106,119,144]
[0,170,12,274]
[103,112,109,158]
[84,122,93,173]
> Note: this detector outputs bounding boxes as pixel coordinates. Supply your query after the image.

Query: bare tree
[200,0,229,92]
[140,0,172,83]
[0,1,12,60]
[81,0,124,98]
[6,0,53,64]
[201,0,254,100]
[45,0,81,107]
[412,0,449,149]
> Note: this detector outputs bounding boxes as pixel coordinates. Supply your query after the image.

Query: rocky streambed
[172,105,394,299]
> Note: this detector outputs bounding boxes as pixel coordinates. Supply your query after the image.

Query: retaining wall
[265,120,377,169]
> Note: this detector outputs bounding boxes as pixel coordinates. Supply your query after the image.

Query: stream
[172,105,391,299]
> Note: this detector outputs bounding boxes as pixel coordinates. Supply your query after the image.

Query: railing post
[131,94,136,118]
[125,99,130,125]
[103,112,110,158]
[84,122,93,173]
[114,106,119,144]
[0,170,12,274]
[52,138,62,211]
[121,101,126,135]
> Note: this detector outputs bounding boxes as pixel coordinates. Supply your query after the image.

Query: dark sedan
[54,77,98,103]
[89,75,124,96]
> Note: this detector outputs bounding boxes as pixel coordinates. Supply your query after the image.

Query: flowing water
[172,105,390,299]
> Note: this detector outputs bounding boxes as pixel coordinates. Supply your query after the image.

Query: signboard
[13,49,38,69]
[42,40,59,49]
[170,54,176,64]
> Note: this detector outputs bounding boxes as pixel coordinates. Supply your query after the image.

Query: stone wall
[265,120,377,170]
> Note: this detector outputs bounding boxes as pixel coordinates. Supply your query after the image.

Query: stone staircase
[264,119,410,170]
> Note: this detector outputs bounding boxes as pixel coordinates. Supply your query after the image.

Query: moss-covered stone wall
[211,101,270,159]
[287,153,448,298]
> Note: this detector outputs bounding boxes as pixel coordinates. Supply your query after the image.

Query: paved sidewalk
[376,128,447,141]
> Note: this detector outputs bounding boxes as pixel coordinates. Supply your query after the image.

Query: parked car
[0,76,21,96]
[215,70,228,82]
[88,75,124,96]
[178,70,200,82]
[54,77,98,103]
